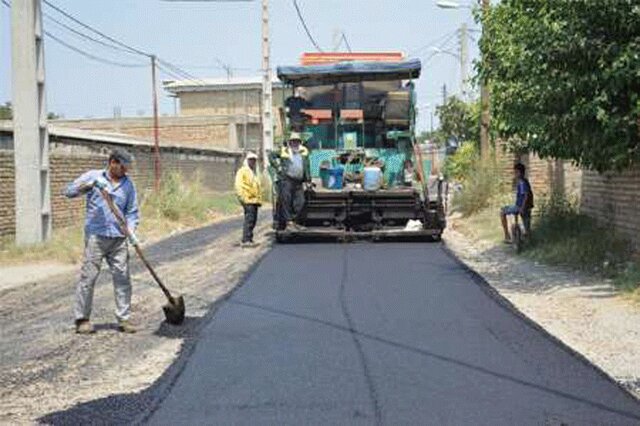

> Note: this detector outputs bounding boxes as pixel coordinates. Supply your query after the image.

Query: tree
[0,102,12,120]
[436,96,480,145]
[0,101,62,120]
[479,1,640,172]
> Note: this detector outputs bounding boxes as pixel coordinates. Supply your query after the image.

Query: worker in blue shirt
[65,148,139,334]
[500,162,534,243]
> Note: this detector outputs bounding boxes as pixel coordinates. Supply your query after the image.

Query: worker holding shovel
[65,148,139,334]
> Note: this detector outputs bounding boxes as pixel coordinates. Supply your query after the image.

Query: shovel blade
[163,295,185,325]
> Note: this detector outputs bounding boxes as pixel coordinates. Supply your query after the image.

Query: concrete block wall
[0,135,242,238]
[55,116,238,150]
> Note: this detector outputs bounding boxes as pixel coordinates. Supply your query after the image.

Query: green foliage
[142,172,239,223]
[436,96,480,144]
[0,102,12,120]
[524,193,632,272]
[451,159,506,216]
[443,141,478,181]
[0,101,61,121]
[614,262,640,293]
[479,1,640,172]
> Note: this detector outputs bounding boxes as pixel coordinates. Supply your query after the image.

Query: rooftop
[163,76,284,94]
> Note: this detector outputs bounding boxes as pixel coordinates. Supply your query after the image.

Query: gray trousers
[75,234,131,322]
[277,177,305,228]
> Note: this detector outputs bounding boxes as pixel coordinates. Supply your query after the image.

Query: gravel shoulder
[0,217,272,424]
[444,220,640,398]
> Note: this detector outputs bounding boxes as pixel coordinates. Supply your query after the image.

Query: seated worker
[285,87,311,132]
[402,159,415,187]
[270,133,311,230]
[500,163,534,243]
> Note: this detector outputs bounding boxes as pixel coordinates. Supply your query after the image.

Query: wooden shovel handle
[98,188,175,302]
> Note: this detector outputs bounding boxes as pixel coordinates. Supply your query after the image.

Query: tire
[511,223,523,254]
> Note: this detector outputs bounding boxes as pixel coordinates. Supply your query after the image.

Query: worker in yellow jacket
[235,152,262,247]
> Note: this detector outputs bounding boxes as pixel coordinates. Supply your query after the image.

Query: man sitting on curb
[500,162,534,244]
[65,148,139,334]
[235,151,262,248]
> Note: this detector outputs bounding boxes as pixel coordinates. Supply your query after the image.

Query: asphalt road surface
[148,243,640,425]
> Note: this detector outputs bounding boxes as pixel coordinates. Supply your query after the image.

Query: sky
[0,0,479,132]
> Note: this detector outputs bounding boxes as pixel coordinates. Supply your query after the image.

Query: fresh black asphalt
[148,243,640,425]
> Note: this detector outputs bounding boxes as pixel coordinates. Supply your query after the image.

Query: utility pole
[11,0,51,245]
[151,55,161,191]
[430,111,434,133]
[261,0,273,171]
[459,22,468,99]
[480,0,491,160]
[442,83,448,105]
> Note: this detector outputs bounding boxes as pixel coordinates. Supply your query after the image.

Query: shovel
[97,188,185,325]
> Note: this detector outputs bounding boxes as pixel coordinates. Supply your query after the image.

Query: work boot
[75,319,95,334]
[287,221,306,231]
[118,320,137,334]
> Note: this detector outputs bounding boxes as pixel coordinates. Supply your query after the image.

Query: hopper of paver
[269,53,446,242]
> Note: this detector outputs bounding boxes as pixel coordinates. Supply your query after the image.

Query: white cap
[246,151,258,160]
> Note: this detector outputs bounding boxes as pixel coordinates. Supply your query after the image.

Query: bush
[451,159,507,217]
[443,141,477,182]
[524,192,632,273]
[141,172,239,224]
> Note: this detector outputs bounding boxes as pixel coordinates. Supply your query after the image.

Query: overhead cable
[292,0,324,52]
[43,0,152,58]
[45,32,149,68]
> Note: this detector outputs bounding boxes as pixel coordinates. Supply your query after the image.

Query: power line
[292,0,324,52]
[42,0,208,86]
[1,0,146,68]
[409,29,458,56]
[45,32,149,68]
[157,58,207,85]
[43,11,141,57]
[43,0,152,58]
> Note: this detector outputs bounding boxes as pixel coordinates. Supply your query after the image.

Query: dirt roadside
[0,217,272,424]
[444,221,640,399]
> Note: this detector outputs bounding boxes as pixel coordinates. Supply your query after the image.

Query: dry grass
[0,172,241,266]
[453,193,640,295]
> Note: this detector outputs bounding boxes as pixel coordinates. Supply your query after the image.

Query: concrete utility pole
[151,55,161,191]
[11,0,51,245]
[480,0,491,159]
[459,22,468,99]
[261,0,273,171]
[442,83,448,105]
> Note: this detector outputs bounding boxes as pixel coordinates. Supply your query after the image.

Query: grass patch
[523,195,631,274]
[455,192,640,294]
[140,172,239,226]
[0,226,84,265]
[450,158,509,217]
[455,207,505,244]
[0,172,241,266]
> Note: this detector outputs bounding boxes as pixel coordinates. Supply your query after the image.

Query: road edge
[130,238,273,425]
[440,241,640,405]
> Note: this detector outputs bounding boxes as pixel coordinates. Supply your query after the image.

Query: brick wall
[580,166,640,249]
[495,139,640,249]
[0,151,15,238]
[1,133,242,238]
[495,140,582,199]
[54,110,283,152]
